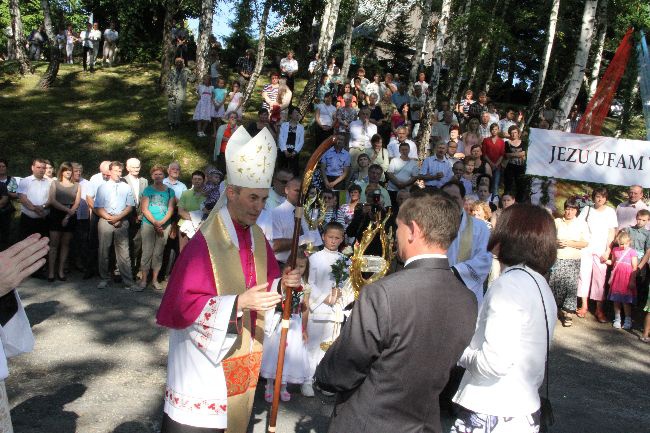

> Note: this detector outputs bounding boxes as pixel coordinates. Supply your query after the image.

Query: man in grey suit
[315,191,478,433]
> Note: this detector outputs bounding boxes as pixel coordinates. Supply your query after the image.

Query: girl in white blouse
[451,204,558,433]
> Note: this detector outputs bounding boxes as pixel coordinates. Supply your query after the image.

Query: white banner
[526,128,650,187]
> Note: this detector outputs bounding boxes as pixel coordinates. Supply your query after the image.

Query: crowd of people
[1,29,648,433]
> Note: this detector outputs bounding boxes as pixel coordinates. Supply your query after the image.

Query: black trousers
[161,413,223,433]
[503,163,527,202]
[0,210,12,250]
[20,214,48,240]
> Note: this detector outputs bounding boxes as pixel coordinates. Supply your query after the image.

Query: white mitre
[225,127,277,188]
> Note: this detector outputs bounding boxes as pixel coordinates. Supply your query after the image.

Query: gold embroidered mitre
[225,127,277,189]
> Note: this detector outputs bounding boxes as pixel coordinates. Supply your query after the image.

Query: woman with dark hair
[451,204,557,433]
[576,187,617,321]
[503,125,526,202]
[467,144,492,178]
[549,198,590,327]
[482,122,505,195]
[340,184,362,229]
[47,162,81,281]
[391,103,411,136]
[336,82,357,108]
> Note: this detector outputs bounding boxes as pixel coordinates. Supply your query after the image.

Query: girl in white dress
[223,81,244,120]
[192,74,215,137]
[261,248,311,402]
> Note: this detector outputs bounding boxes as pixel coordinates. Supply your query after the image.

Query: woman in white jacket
[451,204,558,433]
[278,108,304,176]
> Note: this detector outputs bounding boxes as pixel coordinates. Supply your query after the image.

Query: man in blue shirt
[420,141,453,188]
[320,133,351,190]
[94,161,136,290]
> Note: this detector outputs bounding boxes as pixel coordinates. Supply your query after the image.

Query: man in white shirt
[616,185,649,230]
[387,126,418,160]
[265,168,293,210]
[271,178,321,265]
[17,159,50,239]
[280,50,298,90]
[348,108,377,170]
[124,158,148,275]
[366,73,386,102]
[94,161,136,290]
[90,23,102,66]
[102,22,118,67]
[79,22,95,72]
[420,141,453,188]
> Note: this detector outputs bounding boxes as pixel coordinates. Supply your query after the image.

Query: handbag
[506,267,554,432]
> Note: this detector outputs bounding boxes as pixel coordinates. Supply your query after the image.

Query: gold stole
[200,210,268,433]
[458,213,474,263]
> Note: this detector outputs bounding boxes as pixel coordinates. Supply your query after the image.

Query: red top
[156,219,280,330]
[220,125,234,153]
[481,136,505,165]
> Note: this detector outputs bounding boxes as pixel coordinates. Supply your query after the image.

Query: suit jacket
[315,257,478,433]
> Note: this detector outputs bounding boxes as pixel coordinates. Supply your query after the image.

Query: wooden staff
[268,135,335,433]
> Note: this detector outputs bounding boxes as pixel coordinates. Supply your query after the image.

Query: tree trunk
[408,0,434,87]
[159,0,179,92]
[449,0,472,105]
[483,0,510,92]
[241,0,272,108]
[552,0,598,130]
[38,0,60,88]
[195,0,215,80]
[416,0,452,160]
[340,0,358,80]
[527,0,560,126]
[298,0,342,116]
[9,0,31,75]
[442,30,457,96]
[588,0,608,98]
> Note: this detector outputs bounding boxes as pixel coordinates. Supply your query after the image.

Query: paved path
[7,275,650,432]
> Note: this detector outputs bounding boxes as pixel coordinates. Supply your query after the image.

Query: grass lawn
[1,61,647,212]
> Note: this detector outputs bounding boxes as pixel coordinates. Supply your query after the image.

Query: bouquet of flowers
[331,254,351,288]
[573,194,594,210]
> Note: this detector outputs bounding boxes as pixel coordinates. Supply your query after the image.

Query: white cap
[225,127,277,188]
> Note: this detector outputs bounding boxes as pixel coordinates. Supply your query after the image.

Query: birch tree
[416,0,452,160]
[38,0,59,88]
[241,0,272,107]
[449,0,472,105]
[527,0,561,122]
[552,0,598,130]
[408,0,435,86]
[9,0,31,75]
[340,0,358,79]
[159,0,179,92]
[195,0,215,80]
[588,0,608,98]
[297,0,342,115]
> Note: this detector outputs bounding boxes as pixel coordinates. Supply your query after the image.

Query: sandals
[562,315,573,328]
[640,336,650,343]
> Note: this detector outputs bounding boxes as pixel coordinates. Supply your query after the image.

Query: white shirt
[316,103,337,127]
[89,29,101,44]
[280,57,298,73]
[578,205,618,254]
[103,28,118,43]
[17,175,50,218]
[94,179,135,215]
[403,253,446,267]
[454,265,557,417]
[163,177,188,201]
[77,178,90,220]
[365,82,386,100]
[86,172,108,199]
[348,120,377,150]
[79,30,93,47]
[264,189,285,211]
[0,291,34,381]
[271,200,322,263]
[420,156,452,188]
[387,138,418,160]
[387,158,419,192]
[616,200,649,230]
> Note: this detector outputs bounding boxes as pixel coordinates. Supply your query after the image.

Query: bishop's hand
[237,283,281,312]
